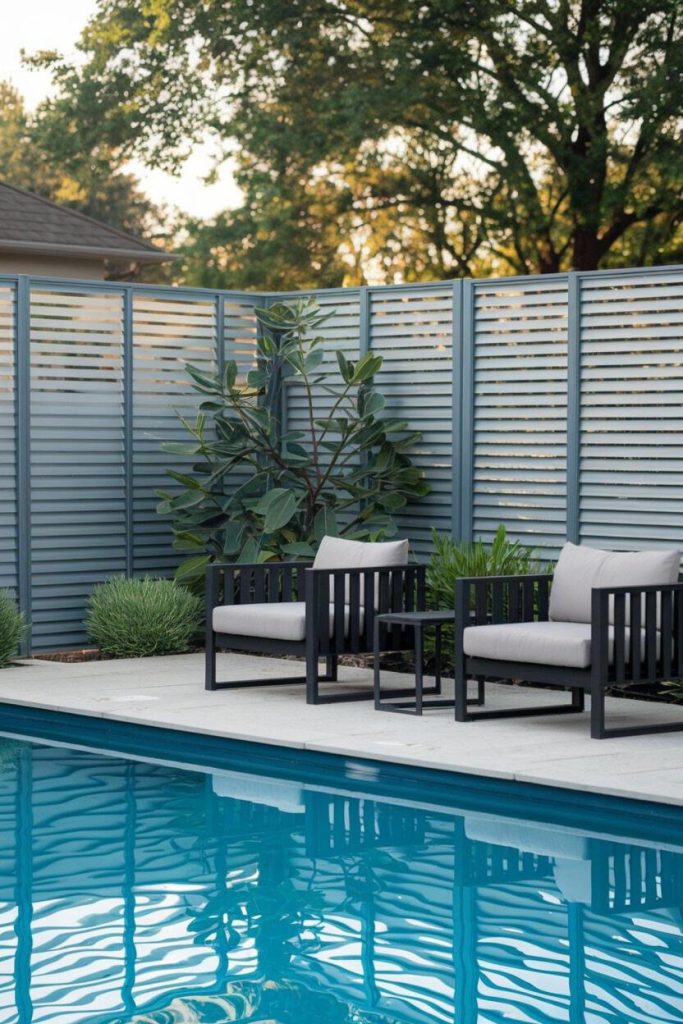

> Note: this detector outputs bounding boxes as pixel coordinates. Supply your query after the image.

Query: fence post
[459,279,476,543]
[123,288,134,577]
[215,292,225,380]
[451,279,464,541]
[359,286,370,356]
[566,272,581,544]
[14,276,31,655]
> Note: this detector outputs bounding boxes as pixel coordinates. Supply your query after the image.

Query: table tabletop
[375,609,454,626]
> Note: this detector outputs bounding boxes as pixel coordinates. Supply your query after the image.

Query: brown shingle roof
[0,181,176,263]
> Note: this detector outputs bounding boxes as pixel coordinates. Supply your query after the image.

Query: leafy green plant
[85,577,202,658]
[157,297,429,583]
[425,525,550,672]
[663,680,683,702]
[0,591,26,667]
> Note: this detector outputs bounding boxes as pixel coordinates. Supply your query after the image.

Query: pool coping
[0,651,682,808]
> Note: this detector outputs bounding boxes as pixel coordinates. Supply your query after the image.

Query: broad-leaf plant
[157,298,428,582]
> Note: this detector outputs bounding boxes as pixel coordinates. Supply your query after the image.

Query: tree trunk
[571,227,604,271]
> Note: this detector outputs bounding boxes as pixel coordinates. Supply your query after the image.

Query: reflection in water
[0,740,681,1023]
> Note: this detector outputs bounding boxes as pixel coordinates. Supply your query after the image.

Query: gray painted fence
[1,265,682,650]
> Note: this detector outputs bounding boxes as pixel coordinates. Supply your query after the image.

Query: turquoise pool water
[0,723,682,1024]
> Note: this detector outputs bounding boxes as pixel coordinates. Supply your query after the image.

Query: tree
[156,299,428,581]
[32,1,683,281]
[0,81,167,265]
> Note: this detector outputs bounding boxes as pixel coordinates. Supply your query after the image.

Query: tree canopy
[33,0,683,285]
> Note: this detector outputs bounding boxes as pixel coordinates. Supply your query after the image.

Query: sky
[0,0,240,219]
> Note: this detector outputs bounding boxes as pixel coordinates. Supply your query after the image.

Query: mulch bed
[34,648,103,663]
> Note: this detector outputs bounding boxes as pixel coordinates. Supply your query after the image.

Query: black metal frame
[373,610,486,715]
[205,560,426,704]
[453,574,683,738]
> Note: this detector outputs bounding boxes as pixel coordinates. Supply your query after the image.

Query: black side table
[373,610,485,715]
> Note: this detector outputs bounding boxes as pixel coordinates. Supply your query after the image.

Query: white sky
[0,0,240,219]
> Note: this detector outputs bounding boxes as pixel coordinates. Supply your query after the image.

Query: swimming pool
[0,710,681,1023]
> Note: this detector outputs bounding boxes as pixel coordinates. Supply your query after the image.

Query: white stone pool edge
[0,651,682,807]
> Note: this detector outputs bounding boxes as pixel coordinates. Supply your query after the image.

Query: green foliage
[156,298,429,582]
[29,2,683,283]
[664,678,683,702]
[85,577,202,658]
[0,591,26,667]
[425,525,550,671]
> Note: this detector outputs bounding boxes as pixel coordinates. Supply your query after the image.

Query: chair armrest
[455,573,552,631]
[304,563,426,652]
[207,560,313,574]
[590,581,683,685]
[206,560,314,608]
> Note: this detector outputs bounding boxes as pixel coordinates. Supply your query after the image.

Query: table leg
[415,625,424,716]
[434,624,442,696]
[373,616,381,709]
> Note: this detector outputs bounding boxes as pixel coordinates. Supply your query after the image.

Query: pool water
[0,732,682,1024]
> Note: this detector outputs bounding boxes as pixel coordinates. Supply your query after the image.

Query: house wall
[0,254,106,279]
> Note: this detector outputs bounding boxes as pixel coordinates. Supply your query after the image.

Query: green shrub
[0,591,26,667]
[425,524,550,671]
[85,577,202,658]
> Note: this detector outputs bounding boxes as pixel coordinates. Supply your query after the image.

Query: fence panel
[222,294,259,500]
[0,284,16,597]
[469,276,569,554]
[29,286,126,648]
[578,268,683,549]
[132,291,218,575]
[369,284,454,555]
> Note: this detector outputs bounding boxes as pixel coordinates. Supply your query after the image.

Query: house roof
[0,181,177,263]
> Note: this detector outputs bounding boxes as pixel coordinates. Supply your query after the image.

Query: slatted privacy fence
[369,283,454,549]
[30,286,126,648]
[578,271,683,549]
[1,265,682,650]
[468,276,569,550]
[0,284,15,597]
[132,291,217,575]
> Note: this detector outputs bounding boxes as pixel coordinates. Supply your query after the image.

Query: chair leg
[306,628,320,704]
[590,678,605,738]
[326,655,338,682]
[205,630,216,691]
[434,625,442,696]
[454,654,468,722]
[590,678,683,738]
[373,617,382,709]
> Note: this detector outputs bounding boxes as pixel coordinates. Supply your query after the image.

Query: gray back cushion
[549,542,680,624]
[313,536,409,605]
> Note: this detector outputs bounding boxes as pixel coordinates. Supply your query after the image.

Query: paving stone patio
[1,652,682,805]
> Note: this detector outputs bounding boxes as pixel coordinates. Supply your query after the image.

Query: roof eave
[0,238,179,263]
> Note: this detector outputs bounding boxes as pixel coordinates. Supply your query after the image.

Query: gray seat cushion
[549,542,680,625]
[313,535,409,604]
[463,620,660,669]
[212,601,360,641]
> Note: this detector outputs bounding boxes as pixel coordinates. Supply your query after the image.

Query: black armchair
[454,573,683,738]
[206,559,426,704]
